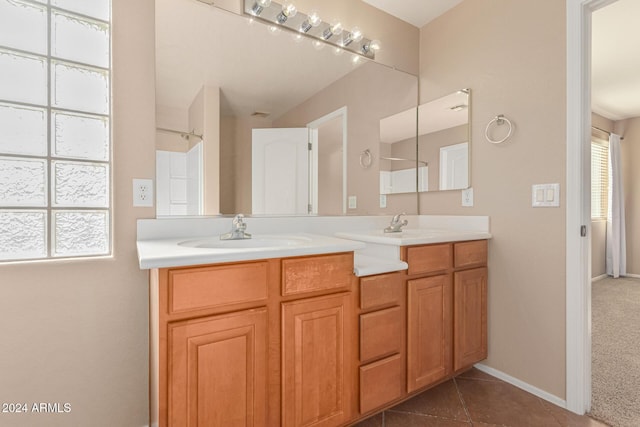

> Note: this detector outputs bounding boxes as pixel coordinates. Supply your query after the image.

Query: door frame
[565,0,617,414]
[307,107,348,215]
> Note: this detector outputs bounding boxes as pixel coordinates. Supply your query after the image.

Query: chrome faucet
[384,212,408,233]
[220,214,252,240]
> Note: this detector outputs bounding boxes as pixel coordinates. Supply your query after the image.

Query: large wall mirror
[155,0,418,216]
[378,89,470,195]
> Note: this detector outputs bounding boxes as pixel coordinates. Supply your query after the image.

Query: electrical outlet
[380,194,387,208]
[462,187,474,207]
[133,179,154,207]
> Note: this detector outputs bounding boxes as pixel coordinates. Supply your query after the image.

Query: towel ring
[485,114,513,144]
[359,149,373,168]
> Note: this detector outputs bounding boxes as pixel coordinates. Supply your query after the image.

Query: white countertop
[136,215,491,275]
[137,232,365,269]
[335,229,492,246]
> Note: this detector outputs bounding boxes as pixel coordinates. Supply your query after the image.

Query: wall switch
[348,196,357,209]
[532,183,560,207]
[380,194,387,208]
[133,178,154,207]
[462,188,474,207]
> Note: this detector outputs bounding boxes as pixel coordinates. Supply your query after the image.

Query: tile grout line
[453,376,474,424]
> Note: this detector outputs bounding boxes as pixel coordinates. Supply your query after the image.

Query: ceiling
[592,0,640,121]
[362,0,463,28]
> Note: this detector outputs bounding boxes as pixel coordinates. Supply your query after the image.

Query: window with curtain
[0,0,111,261]
[591,137,609,220]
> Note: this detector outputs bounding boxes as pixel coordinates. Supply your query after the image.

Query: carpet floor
[590,276,640,427]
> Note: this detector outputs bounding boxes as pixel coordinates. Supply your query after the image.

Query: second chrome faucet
[384,213,408,233]
[220,214,252,240]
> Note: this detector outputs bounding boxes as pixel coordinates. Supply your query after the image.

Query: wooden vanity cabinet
[403,240,488,393]
[357,272,405,415]
[150,252,355,427]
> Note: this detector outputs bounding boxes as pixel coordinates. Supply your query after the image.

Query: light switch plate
[532,183,560,207]
[348,196,357,209]
[379,194,387,208]
[462,188,474,207]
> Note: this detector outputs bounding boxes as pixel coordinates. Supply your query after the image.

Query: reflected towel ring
[485,114,513,144]
[360,149,373,168]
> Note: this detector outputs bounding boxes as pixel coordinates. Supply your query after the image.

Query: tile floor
[352,368,609,427]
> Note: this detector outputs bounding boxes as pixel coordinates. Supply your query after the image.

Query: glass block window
[0,0,111,261]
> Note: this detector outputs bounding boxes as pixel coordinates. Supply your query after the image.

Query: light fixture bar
[243,0,379,59]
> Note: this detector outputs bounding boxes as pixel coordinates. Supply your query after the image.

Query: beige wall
[0,1,155,426]
[318,116,344,215]
[591,113,613,279]
[213,0,419,74]
[419,0,567,398]
[275,62,418,215]
[615,116,640,275]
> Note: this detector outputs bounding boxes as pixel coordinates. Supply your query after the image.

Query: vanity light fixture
[276,2,297,24]
[300,10,321,33]
[342,27,363,46]
[243,0,379,59]
[251,0,272,15]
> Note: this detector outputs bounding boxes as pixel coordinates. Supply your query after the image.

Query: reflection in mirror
[379,107,421,195]
[417,89,470,192]
[155,0,418,216]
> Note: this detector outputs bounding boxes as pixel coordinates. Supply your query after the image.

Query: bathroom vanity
[138,215,490,426]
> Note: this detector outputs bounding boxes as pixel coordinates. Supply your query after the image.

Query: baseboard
[624,273,640,279]
[474,363,567,409]
[592,274,608,282]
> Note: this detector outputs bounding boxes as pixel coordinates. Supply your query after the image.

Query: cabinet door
[282,293,352,427]
[168,308,267,427]
[407,275,452,392]
[454,267,488,371]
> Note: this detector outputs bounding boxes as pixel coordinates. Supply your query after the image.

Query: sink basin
[178,234,313,249]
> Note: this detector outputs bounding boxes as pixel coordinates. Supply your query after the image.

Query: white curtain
[606,133,626,278]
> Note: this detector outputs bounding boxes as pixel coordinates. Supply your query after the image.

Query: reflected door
[252,128,309,215]
[439,142,469,191]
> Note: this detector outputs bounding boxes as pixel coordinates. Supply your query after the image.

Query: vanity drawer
[360,354,403,414]
[360,273,402,311]
[168,262,268,314]
[281,252,353,296]
[454,240,488,269]
[360,306,403,363]
[405,243,452,275]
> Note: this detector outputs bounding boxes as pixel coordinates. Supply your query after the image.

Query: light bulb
[322,20,342,40]
[251,0,271,15]
[308,11,321,27]
[342,26,363,46]
[330,20,343,36]
[277,2,297,24]
[300,10,321,33]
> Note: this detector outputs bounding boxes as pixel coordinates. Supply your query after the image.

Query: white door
[186,142,203,215]
[252,128,309,215]
[439,142,469,190]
